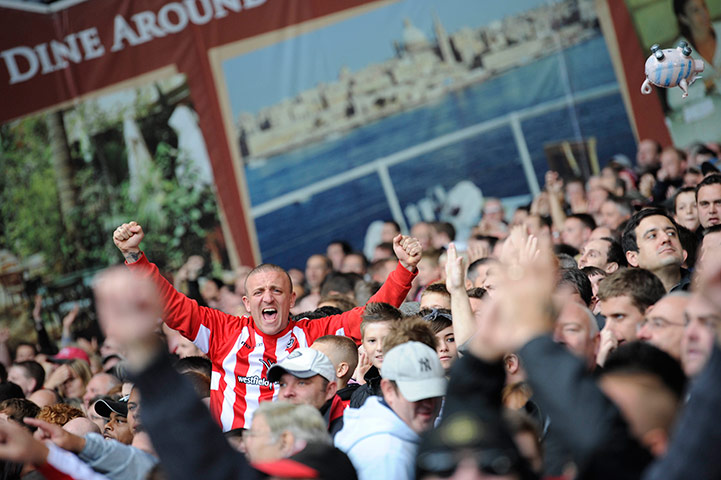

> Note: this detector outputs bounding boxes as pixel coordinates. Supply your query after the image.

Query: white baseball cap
[267,348,336,383]
[381,341,447,402]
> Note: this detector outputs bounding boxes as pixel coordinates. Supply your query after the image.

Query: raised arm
[444,243,475,346]
[546,171,567,232]
[0,328,10,368]
[361,234,421,308]
[311,235,420,342]
[111,222,230,351]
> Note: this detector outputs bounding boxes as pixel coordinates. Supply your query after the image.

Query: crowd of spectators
[1,137,721,480]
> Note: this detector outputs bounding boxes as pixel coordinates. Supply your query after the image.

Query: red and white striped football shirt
[128,254,416,430]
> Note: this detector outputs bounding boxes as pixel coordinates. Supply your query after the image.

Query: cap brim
[48,357,72,364]
[267,366,317,384]
[94,400,127,418]
[396,377,447,402]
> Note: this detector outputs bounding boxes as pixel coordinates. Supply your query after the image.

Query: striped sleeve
[127,254,233,354]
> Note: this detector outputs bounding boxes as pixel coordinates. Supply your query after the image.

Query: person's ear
[607,262,619,274]
[503,354,520,375]
[589,296,599,312]
[278,430,295,456]
[626,251,639,268]
[242,296,251,312]
[325,381,338,401]
[337,362,349,380]
[380,378,395,401]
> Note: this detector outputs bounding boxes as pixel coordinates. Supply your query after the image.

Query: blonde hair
[255,402,330,445]
[66,358,92,386]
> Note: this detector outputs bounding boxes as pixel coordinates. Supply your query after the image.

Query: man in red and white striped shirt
[112,221,421,430]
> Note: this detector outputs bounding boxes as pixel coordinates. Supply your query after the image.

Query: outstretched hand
[444,243,466,293]
[94,266,164,371]
[33,294,43,322]
[0,419,49,465]
[113,221,144,263]
[545,170,564,195]
[393,235,422,272]
[468,234,557,360]
[24,417,86,454]
[62,304,80,330]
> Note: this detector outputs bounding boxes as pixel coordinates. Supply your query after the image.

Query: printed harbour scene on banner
[222,0,638,267]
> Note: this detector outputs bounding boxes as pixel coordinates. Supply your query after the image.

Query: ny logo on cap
[419,358,431,372]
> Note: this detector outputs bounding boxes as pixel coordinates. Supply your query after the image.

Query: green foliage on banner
[0,105,220,277]
[0,116,66,272]
[115,140,220,270]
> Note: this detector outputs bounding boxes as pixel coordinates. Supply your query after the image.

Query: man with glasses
[637,292,690,361]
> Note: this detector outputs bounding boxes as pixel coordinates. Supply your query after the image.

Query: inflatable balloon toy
[641,42,704,99]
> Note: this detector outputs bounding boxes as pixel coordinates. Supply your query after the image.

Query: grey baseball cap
[381,341,447,402]
[267,348,335,383]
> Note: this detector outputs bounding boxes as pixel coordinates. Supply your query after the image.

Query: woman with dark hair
[674,0,717,57]
[666,0,720,145]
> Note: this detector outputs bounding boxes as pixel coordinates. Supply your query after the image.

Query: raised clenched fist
[393,234,422,271]
[113,222,145,263]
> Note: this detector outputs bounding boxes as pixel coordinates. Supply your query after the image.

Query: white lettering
[3,0,272,84]
[212,0,241,19]
[132,11,166,42]
[158,3,188,34]
[243,0,266,8]
[111,14,143,52]
[77,28,105,60]
[0,46,38,85]
[185,0,213,25]
[34,43,56,74]
[50,34,81,69]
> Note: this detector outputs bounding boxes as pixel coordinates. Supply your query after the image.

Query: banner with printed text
[0,0,663,271]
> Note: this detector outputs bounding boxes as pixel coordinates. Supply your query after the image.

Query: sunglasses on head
[423,309,453,323]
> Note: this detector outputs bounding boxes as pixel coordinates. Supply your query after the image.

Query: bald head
[27,389,61,409]
[83,373,121,410]
[63,417,102,436]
